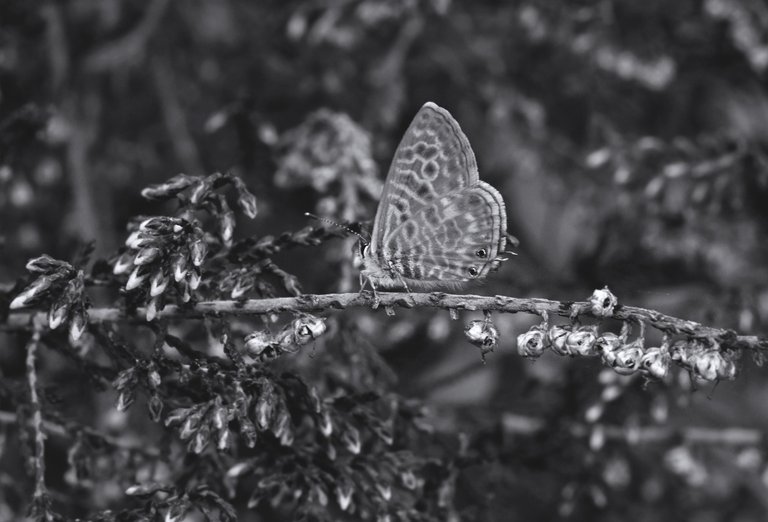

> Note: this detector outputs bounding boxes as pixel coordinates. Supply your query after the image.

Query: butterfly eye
[468,266,479,277]
[475,248,487,258]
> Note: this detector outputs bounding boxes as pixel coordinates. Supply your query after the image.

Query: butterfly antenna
[305,212,369,246]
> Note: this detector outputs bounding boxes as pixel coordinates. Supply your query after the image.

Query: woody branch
[5,291,765,350]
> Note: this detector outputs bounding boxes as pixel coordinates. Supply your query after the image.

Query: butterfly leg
[359,271,381,308]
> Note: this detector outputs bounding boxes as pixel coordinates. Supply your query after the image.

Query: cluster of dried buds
[10,255,88,341]
[165,396,236,454]
[112,362,163,418]
[113,217,206,320]
[670,339,737,381]
[517,321,738,382]
[244,315,327,361]
[141,172,258,247]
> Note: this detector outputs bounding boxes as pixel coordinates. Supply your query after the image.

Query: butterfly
[360,102,509,293]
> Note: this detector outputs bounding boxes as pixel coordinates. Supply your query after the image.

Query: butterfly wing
[370,102,479,257]
[383,183,507,284]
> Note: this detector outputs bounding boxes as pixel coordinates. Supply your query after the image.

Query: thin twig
[0,410,160,458]
[26,321,47,501]
[6,292,763,348]
[501,413,764,446]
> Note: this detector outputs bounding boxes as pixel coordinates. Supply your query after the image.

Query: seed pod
[693,350,722,381]
[292,315,327,345]
[547,325,572,356]
[171,252,189,282]
[641,347,671,380]
[717,353,737,380]
[589,287,618,317]
[244,331,272,356]
[595,332,622,365]
[565,326,598,356]
[611,340,644,375]
[464,319,499,350]
[517,326,548,358]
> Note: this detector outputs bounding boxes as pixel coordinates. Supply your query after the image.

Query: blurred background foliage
[3,0,768,520]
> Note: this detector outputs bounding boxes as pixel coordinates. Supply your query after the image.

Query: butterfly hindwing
[371,102,479,256]
[384,183,507,283]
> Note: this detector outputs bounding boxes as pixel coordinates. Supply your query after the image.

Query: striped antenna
[305,213,369,246]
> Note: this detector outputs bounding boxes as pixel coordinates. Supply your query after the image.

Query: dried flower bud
[589,287,618,317]
[26,254,71,274]
[10,276,52,309]
[188,269,202,291]
[171,253,189,282]
[641,347,671,380]
[547,325,572,356]
[148,395,164,422]
[341,425,361,454]
[292,315,327,345]
[231,276,254,299]
[464,319,499,350]
[113,252,134,275]
[565,326,598,356]
[148,368,162,388]
[245,331,272,356]
[69,309,87,341]
[145,297,160,322]
[178,279,192,303]
[611,340,644,375]
[254,386,276,431]
[238,191,258,219]
[48,296,71,330]
[134,247,161,266]
[319,409,333,437]
[141,173,197,200]
[517,325,548,358]
[117,389,135,412]
[126,231,155,250]
[401,470,418,490]
[126,266,150,291]
[595,332,622,365]
[190,240,207,267]
[336,480,354,511]
[220,210,236,246]
[150,270,170,297]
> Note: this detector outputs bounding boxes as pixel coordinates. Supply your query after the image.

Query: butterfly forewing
[371,102,480,256]
[366,101,508,288]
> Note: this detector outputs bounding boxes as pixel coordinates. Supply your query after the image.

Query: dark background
[2,0,768,520]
